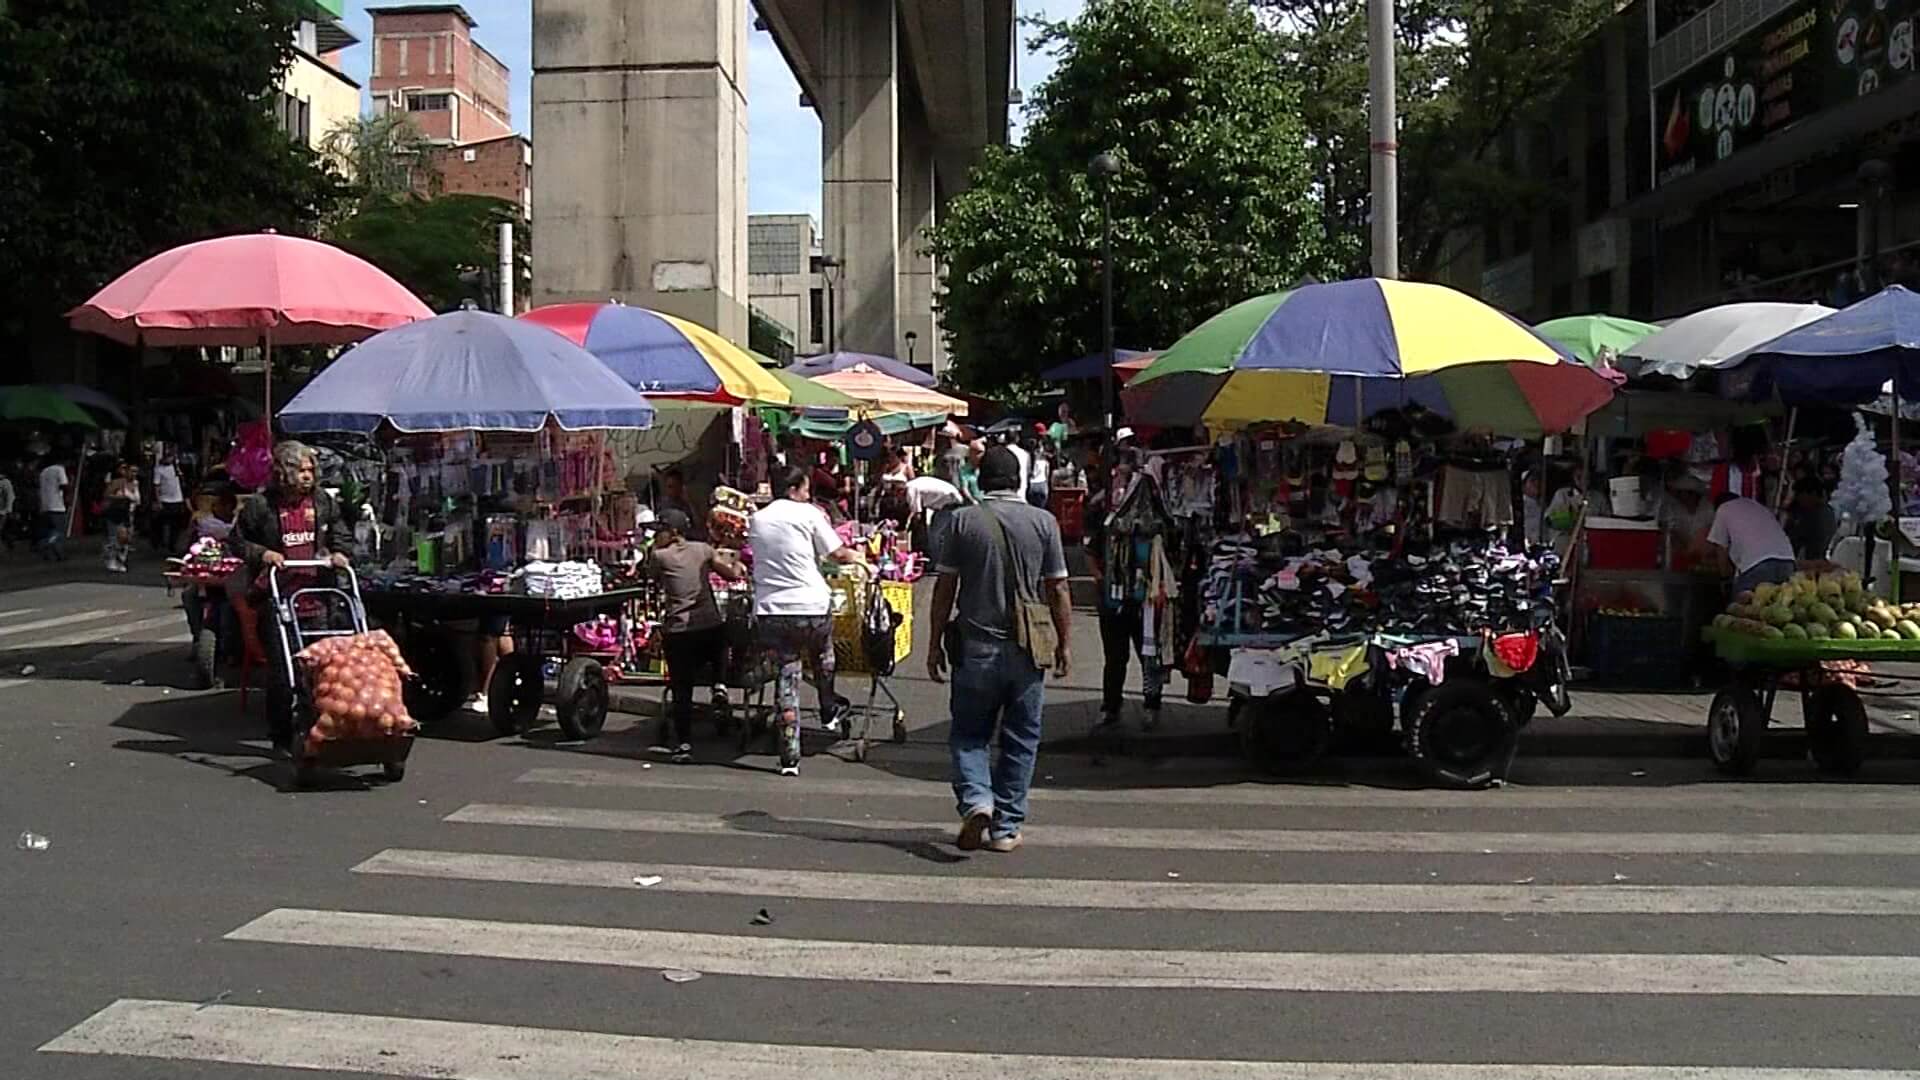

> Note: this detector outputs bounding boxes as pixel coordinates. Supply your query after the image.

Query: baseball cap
[1115,426,1136,442]
[653,508,693,533]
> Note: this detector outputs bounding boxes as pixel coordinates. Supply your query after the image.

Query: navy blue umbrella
[278,309,655,434]
[1729,285,1920,404]
[1039,349,1155,382]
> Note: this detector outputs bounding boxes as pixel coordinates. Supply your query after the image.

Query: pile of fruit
[1714,571,1920,642]
[295,630,419,755]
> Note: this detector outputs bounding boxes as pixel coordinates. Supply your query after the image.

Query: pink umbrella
[68,231,433,412]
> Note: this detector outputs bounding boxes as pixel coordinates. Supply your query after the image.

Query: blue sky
[334,1,1085,219]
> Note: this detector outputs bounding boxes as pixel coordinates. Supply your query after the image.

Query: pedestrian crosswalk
[36,760,1920,1077]
[0,602,191,691]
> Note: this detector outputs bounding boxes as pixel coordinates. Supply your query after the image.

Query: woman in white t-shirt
[748,467,864,776]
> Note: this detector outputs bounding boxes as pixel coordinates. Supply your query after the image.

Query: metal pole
[498,221,515,314]
[1368,0,1399,280]
[1101,183,1116,432]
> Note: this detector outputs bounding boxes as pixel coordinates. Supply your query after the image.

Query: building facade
[747,214,822,356]
[278,1,361,153]
[1446,0,1920,322]
[367,4,513,146]
[430,133,532,221]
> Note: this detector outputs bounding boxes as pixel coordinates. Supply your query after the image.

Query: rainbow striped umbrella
[521,303,789,405]
[1124,279,1616,435]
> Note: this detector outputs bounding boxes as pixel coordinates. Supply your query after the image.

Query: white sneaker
[466,694,490,714]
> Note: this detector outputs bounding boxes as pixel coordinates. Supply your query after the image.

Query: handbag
[981,502,1059,669]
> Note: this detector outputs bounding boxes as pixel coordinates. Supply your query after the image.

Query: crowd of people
[1,443,195,568]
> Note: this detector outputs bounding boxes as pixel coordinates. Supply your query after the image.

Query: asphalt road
[5,560,1920,1077]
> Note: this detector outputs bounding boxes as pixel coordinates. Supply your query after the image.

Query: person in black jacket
[230,440,355,753]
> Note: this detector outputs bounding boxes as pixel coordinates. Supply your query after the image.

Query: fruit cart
[1704,570,1920,776]
[360,585,653,741]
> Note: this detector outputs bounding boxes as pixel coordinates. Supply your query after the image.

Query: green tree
[328,194,526,314]
[0,0,343,343]
[1261,0,1618,277]
[319,112,442,212]
[926,0,1332,394]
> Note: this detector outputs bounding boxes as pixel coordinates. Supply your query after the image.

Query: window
[809,288,825,345]
[462,148,477,163]
[406,93,451,113]
[749,223,806,276]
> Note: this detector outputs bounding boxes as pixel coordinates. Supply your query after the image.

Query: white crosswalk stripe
[0,608,129,639]
[226,907,1920,996]
[47,999,1913,1080]
[353,847,1920,914]
[37,755,1920,1076]
[446,802,1920,855]
[0,606,42,621]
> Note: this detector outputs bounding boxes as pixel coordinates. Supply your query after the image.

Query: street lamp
[1089,151,1122,433]
[905,330,919,368]
[820,254,844,353]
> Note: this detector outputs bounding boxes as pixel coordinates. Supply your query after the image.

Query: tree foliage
[1260,0,1618,277]
[328,194,527,314]
[927,0,1333,394]
[0,0,343,341]
[319,112,442,215]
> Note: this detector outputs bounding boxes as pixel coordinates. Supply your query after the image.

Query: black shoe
[671,742,693,764]
[1093,710,1121,729]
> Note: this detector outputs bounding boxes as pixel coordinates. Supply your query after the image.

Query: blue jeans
[948,634,1046,840]
[1733,557,1796,595]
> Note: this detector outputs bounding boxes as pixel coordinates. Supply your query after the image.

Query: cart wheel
[1407,680,1519,790]
[192,628,220,691]
[851,740,869,763]
[1708,684,1767,777]
[555,657,609,740]
[1236,689,1333,776]
[891,710,908,744]
[488,653,543,737]
[290,757,317,789]
[403,630,473,728]
[1804,685,1868,776]
[1496,682,1539,728]
[381,761,407,782]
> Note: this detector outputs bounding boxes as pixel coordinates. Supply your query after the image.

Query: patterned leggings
[758,614,837,763]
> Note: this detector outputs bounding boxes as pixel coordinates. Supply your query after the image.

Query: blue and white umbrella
[278,309,654,434]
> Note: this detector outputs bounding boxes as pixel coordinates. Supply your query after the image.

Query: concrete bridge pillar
[530,0,749,343]
[821,0,900,358]
[899,104,943,378]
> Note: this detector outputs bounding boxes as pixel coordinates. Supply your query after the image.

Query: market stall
[1698,285,1920,776]
[1122,278,1612,787]
[278,309,659,743]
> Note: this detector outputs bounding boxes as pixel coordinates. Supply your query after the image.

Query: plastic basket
[833,578,913,674]
[1583,612,1687,686]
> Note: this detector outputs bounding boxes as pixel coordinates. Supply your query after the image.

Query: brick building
[367,4,512,146]
[431,133,532,221]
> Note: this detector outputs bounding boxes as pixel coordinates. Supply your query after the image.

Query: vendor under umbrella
[1707,489,1800,594]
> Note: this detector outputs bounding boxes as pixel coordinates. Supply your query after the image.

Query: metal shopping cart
[267,560,414,788]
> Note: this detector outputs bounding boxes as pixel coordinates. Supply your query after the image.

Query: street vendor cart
[362,585,652,741]
[1701,625,1886,776]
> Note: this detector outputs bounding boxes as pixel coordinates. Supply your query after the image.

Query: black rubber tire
[555,657,609,741]
[1804,685,1868,776]
[402,629,473,728]
[1708,684,1767,777]
[487,652,543,736]
[1497,682,1540,727]
[193,627,220,691]
[381,761,407,782]
[1235,690,1334,775]
[891,710,908,744]
[1406,680,1519,790]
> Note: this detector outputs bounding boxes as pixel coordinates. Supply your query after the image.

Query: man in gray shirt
[926,446,1072,853]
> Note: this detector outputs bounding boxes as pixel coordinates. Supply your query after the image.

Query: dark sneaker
[1142,708,1162,731]
[778,761,800,777]
[671,743,692,764]
[956,807,992,851]
[986,833,1023,853]
[1093,710,1120,729]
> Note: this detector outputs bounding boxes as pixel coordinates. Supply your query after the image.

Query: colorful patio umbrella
[1534,314,1661,365]
[277,310,654,434]
[1125,279,1615,435]
[769,367,864,411]
[0,385,99,429]
[786,350,936,388]
[1724,285,1920,403]
[520,302,789,405]
[68,231,433,413]
[810,364,969,416]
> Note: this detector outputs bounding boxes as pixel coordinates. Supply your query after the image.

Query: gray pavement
[6,561,1920,1076]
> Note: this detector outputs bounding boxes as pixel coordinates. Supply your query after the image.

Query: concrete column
[530,0,749,344]
[821,0,900,358]
[898,102,942,379]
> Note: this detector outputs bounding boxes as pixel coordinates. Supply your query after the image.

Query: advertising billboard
[1655,1,1918,186]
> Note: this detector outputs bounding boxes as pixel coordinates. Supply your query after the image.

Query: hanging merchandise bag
[225,419,273,491]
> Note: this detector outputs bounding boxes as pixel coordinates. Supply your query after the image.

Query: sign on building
[1655,1,1918,186]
